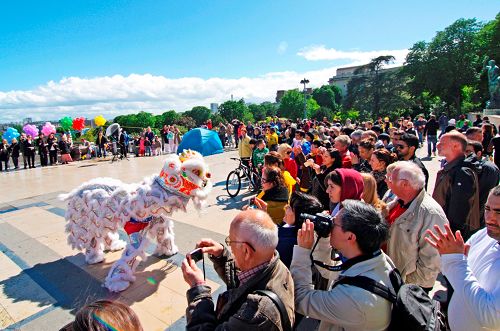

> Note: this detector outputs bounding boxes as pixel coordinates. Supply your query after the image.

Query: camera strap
[310,237,382,272]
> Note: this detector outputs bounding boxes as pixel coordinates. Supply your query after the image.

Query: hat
[448,119,456,126]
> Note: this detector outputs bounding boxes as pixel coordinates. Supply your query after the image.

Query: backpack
[332,269,448,331]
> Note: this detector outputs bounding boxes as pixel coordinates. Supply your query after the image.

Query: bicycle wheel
[226,170,241,197]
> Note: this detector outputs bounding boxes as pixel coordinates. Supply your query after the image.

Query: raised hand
[297,220,315,249]
[425,224,471,256]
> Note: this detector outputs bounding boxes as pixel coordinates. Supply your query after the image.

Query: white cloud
[297,45,408,65]
[0,45,408,123]
[277,41,288,54]
[0,69,339,122]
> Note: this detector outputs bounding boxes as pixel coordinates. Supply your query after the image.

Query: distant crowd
[0,125,183,171]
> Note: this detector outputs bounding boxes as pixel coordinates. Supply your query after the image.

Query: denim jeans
[427,135,437,155]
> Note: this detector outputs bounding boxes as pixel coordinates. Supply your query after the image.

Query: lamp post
[300,78,309,120]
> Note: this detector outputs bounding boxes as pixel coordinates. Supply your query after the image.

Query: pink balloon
[42,122,56,136]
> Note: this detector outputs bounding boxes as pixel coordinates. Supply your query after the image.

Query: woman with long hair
[361,172,388,217]
[310,148,342,210]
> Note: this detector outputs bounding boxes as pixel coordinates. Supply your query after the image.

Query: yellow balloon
[94,115,106,127]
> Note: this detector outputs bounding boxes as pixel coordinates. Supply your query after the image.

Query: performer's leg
[152,217,178,257]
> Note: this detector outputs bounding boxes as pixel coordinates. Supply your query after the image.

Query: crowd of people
[0,125,183,171]
[176,114,499,331]
[30,113,499,331]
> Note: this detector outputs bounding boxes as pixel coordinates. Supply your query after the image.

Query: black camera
[300,213,334,238]
[189,248,203,262]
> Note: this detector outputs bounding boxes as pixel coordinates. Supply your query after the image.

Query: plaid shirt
[237,262,269,285]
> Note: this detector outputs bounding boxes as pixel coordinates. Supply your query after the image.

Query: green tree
[248,104,267,121]
[279,90,307,119]
[135,111,156,129]
[404,18,483,115]
[311,106,335,121]
[344,63,410,120]
[186,106,211,126]
[218,99,249,122]
[175,116,196,129]
[312,84,342,110]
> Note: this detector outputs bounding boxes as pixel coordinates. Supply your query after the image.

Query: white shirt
[441,228,500,331]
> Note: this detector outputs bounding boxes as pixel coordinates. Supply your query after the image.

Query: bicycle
[226,158,262,198]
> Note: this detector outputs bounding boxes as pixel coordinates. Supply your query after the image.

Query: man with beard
[425,185,500,331]
[395,133,429,190]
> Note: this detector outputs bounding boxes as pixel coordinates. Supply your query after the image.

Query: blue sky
[0,0,497,122]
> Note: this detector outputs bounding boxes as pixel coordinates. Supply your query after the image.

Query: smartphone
[189,248,203,262]
[248,197,257,209]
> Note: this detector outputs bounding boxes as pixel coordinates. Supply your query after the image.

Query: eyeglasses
[395,144,408,149]
[225,236,256,251]
[286,151,292,155]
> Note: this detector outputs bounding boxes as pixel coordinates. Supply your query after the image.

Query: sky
[0,0,497,122]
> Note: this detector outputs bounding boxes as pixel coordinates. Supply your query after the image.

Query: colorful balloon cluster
[94,115,106,127]
[23,124,39,138]
[2,127,20,143]
[42,122,56,136]
[72,117,85,131]
[60,117,73,131]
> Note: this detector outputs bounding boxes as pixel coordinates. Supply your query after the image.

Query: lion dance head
[155,150,212,210]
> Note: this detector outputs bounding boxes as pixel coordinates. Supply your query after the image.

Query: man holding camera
[181,209,294,330]
[290,200,395,330]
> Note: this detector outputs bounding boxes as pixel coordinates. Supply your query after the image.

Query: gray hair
[393,161,425,190]
[238,217,278,250]
[335,134,351,146]
[350,130,363,140]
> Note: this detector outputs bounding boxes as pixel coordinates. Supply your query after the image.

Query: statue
[484,57,500,109]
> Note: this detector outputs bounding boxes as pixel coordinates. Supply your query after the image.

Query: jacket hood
[336,168,364,201]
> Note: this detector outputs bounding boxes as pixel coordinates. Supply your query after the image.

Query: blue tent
[177,128,224,156]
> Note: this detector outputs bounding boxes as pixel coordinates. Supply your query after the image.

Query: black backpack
[332,269,447,331]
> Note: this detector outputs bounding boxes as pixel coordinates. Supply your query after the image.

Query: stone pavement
[0,143,443,330]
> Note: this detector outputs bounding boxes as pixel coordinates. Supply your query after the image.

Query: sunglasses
[395,144,408,149]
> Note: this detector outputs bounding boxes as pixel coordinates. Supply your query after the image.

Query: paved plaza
[0,146,442,330]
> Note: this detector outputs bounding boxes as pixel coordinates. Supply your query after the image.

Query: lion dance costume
[60,150,211,292]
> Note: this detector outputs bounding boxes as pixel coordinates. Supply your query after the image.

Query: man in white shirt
[426,185,500,331]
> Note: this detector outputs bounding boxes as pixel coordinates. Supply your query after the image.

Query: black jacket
[8,142,20,157]
[423,119,439,136]
[23,139,36,156]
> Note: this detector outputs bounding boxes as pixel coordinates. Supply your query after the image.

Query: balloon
[2,127,20,144]
[94,115,106,127]
[41,122,56,136]
[72,117,85,131]
[60,117,73,131]
[23,124,39,138]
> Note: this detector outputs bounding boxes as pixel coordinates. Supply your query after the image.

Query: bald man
[181,209,294,330]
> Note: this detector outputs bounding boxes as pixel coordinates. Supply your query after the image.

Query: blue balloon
[2,127,20,144]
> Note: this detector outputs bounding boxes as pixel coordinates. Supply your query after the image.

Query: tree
[312,85,342,111]
[344,62,411,120]
[185,106,211,126]
[311,106,335,121]
[404,18,483,115]
[218,99,249,122]
[160,110,180,126]
[135,111,156,129]
[279,90,307,119]
[248,104,267,121]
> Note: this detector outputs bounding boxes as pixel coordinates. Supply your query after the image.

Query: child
[139,136,145,156]
[252,139,268,169]
[144,137,152,156]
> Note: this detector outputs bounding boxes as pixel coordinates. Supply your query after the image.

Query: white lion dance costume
[61,150,211,292]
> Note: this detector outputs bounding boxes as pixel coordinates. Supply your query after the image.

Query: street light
[300,78,310,120]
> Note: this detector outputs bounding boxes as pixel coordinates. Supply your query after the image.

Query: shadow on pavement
[215,192,254,210]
